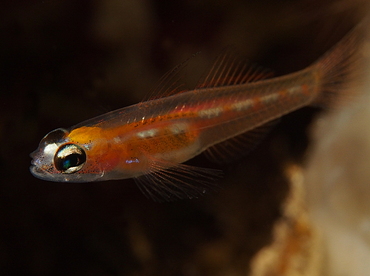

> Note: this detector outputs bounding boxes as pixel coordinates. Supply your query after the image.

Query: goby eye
[54,144,86,173]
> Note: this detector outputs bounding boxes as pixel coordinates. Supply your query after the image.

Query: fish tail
[313,22,365,107]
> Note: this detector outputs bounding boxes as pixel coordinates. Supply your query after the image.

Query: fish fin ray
[145,52,201,101]
[205,119,278,164]
[313,22,365,108]
[196,48,273,89]
[134,160,222,202]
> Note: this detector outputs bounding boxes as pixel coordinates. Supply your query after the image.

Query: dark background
[0,1,364,275]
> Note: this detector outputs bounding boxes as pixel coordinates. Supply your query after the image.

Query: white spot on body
[136,128,159,139]
[151,122,196,162]
[260,93,280,104]
[287,86,301,95]
[84,143,92,150]
[198,107,224,118]
[231,99,254,112]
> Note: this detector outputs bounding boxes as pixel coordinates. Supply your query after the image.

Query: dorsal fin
[145,49,272,102]
[145,52,201,101]
[196,48,273,89]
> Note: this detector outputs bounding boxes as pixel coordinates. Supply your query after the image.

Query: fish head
[30,128,105,182]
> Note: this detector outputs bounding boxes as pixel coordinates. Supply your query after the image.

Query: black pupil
[62,154,81,170]
[54,144,86,173]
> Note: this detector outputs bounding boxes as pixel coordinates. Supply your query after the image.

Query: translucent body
[30,25,362,200]
[31,69,316,179]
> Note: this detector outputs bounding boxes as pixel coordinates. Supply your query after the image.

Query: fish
[30,24,363,201]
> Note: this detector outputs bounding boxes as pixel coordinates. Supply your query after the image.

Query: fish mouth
[29,149,38,160]
[30,157,36,167]
[29,153,38,175]
[29,152,42,176]
[29,151,40,170]
[29,149,51,179]
[29,154,55,181]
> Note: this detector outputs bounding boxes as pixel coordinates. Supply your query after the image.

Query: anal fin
[134,160,222,202]
[205,119,279,164]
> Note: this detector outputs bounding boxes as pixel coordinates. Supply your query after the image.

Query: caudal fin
[313,21,366,107]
